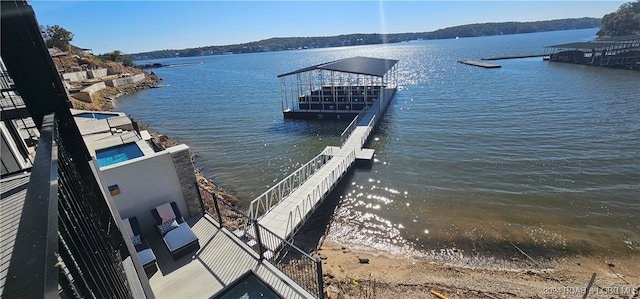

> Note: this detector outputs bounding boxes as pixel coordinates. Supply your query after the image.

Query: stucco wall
[99,150,189,236]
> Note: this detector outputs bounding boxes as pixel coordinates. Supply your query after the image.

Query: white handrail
[360,115,376,147]
[248,146,335,219]
[339,106,369,147]
[285,149,356,238]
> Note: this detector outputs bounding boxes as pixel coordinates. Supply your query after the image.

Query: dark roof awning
[595,35,640,42]
[278,56,398,78]
[546,35,640,50]
[546,42,611,50]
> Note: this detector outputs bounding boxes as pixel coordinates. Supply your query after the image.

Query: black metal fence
[4,114,145,298]
[198,185,324,299]
[55,114,134,298]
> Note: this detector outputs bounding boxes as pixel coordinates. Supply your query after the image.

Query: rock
[359,258,370,264]
[325,285,341,299]
[324,270,335,279]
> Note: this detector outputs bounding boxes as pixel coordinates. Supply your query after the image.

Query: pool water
[75,112,120,120]
[212,271,282,299]
[96,143,144,167]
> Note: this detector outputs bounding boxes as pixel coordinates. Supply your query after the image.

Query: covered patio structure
[278,56,399,120]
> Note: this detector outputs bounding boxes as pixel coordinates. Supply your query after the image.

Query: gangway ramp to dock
[249,88,396,250]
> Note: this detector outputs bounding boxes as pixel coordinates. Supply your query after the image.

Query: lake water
[119,28,640,264]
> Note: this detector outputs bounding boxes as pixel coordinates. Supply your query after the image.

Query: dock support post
[316,258,324,299]
[253,219,265,260]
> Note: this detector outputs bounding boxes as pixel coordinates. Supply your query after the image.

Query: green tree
[41,25,74,51]
[121,55,134,67]
[104,50,122,62]
[103,50,134,67]
[597,0,640,37]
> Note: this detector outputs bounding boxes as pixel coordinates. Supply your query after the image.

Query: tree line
[41,25,133,66]
[129,17,601,60]
[45,0,639,64]
[597,0,640,37]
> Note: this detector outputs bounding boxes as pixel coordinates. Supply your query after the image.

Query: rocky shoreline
[317,240,639,299]
[89,71,639,299]
[72,68,243,216]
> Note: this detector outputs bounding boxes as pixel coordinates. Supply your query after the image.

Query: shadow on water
[289,169,356,253]
[270,119,351,137]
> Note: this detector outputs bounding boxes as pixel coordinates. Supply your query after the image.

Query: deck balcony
[146,212,318,298]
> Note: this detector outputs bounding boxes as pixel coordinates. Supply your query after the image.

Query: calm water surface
[119,28,640,263]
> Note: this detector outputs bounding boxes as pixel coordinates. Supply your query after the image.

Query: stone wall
[167,144,204,217]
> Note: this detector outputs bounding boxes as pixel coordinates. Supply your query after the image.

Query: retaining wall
[62,71,88,82]
[81,81,107,94]
[88,68,108,79]
[107,73,146,87]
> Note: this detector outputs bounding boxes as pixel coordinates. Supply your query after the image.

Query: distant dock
[481,54,546,60]
[457,60,501,68]
[136,61,204,69]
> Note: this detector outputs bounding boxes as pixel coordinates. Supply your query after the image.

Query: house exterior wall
[99,150,189,235]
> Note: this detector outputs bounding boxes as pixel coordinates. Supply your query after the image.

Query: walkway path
[252,89,396,250]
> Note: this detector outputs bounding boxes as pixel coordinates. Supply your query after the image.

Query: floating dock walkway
[481,54,546,60]
[457,60,501,68]
[248,57,398,250]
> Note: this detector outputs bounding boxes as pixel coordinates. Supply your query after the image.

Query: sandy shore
[316,240,639,299]
[98,70,638,299]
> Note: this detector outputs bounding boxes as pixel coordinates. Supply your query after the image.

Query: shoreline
[317,240,639,298]
[85,76,243,211]
[103,79,639,299]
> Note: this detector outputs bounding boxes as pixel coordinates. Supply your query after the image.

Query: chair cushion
[158,219,179,236]
[131,234,143,246]
[163,222,198,252]
[137,248,156,266]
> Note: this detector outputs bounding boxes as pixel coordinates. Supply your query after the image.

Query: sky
[29,1,627,54]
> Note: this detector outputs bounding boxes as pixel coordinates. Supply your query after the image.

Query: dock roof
[278,56,398,78]
[546,35,640,50]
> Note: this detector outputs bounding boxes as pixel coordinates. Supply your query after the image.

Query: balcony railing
[3,114,150,298]
[199,185,324,299]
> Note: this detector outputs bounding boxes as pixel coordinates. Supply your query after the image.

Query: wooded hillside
[597,0,640,37]
[130,18,600,60]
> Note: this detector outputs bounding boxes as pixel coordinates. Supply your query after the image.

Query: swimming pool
[212,271,282,299]
[75,112,120,120]
[96,143,144,167]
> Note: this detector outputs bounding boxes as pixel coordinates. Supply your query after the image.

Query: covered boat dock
[545,35,640,70]
[278,56,399,120]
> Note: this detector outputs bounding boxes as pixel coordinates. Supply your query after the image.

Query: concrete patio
[147,214,315,298]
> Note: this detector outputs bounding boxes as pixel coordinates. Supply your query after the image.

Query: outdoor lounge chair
[122,217,157,275]
[150,202,200,260]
